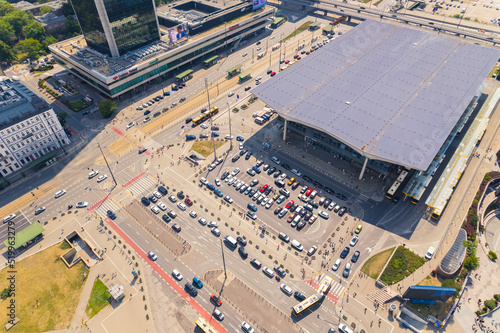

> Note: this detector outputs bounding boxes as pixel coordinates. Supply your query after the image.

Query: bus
[330,16,348,26]
[272,44,280,51]
[192,106,219,126]
[257,52,266,59]
[195,317,218,333]
[298,43,305,50]
[292,293,321,316]
[431,208,442,220]
[317,275,333,295]
[385,169,408,200]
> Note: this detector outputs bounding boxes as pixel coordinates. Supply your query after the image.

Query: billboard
[402,286,456,302]
[168,23,189,43]
[253,0,265,10]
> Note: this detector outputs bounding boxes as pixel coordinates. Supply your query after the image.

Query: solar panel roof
[252,20,500,170]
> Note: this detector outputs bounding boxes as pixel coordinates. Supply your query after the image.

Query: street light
[97,141,117,186]
[204,78,217,160]
[227,102,232,150]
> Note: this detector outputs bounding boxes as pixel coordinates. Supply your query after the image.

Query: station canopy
[252,20,500,171]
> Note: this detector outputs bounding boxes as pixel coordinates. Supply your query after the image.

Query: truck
[186,135,196,141]
[255,117,265,125]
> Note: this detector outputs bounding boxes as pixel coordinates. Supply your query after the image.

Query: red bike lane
[106,219,227,333]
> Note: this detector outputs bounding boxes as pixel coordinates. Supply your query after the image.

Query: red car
[184,198,193,206]
[296,56,301,60]
[285,60,290,64]
[210,294,222,306]
[260,184,269,193]
[294,54,299,59]
[305,188,313,196]
[306,51,310,55]
[285,200,294,209]
[271,72,276,77]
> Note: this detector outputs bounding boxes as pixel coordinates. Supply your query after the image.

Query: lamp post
[97,141,117,186]
[227,102,232,150]
[205,78,216,160]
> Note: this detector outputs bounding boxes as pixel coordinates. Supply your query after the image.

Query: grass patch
[191,140,226,157]
[85,278,111,320]
[361,247,394,279]
[66,99,90,112]
[374,0,383,5]
[282,21,312,42]
[418,275,442,287]
[380,246,425,285]
[406,297,454,322]
[0,242,89,332]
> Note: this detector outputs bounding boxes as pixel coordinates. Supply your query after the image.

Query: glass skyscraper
[70,0,160,57]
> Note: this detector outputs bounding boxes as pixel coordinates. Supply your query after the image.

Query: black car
[301,50,306,54]
[177,191,185,199]
[141,197,150,206]
[238,246,248,258]
[296,221,306,230]
[264,187,272,195]
[267,166,276,175]
[324,187,335,195]
[244,86,251,91]
[274,265,286,277]
[324,198,332,208]
[338,207,347,216]
[250,258,262,269]
[245,152,252,160]
[221,171,230,180]
[267,69,273,74]
[281,163,291,170]
[336,193,347,201]
[232,155,240,163]
[274,170,282,178]
[153,112,161,117]
[149,195,157,203]
[352,250,360,263]
[139,147,147,154]
[340,246,350,259]
[107,210,116,220]
[303,175,313,183]
[240,149,247,156]
[308,200,319,209]
[290,204,298,212]
[237,236,247,246]
[179,97,186,103]
[304,211,312,221]
[294,291,306,301]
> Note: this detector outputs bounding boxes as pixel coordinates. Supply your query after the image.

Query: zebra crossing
[123,172,157,198]
[93,198,120,220]
[303,274,346,304]
[356,193,370,203]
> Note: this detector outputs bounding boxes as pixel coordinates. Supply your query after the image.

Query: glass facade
[104,0,160,55]
[70,0,111,56]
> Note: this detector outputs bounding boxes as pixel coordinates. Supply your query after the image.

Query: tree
[39,5,52,15]
[43,35,58,52]
[99,99,117,119]
[0,41,14,62]
[4,11,31,37]
[0,20,15,45]
[23,21,45,41]
[62,1,74,16]
[0,0,15,17]
[441,279,462,297]
[57,111,68,126]
[66,16,81,35]
[15,38,42,60]
[463,255,480,271]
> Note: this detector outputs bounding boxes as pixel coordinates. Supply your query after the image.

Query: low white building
[0,77,69,176]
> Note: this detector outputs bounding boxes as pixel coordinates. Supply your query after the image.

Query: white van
[225,236,237,247]
[338,323,354,333]
[291,239,303,251]
[293,215,301,224]
[425,246,435,260]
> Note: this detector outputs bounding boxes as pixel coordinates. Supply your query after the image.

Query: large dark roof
[252,20,500,170]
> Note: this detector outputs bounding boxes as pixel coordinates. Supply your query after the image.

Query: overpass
[279,0,500,45]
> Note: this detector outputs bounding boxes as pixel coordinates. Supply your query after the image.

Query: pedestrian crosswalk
[93,198,120,220]
[356,193,370,203]
[123,172,157,198]
[303,275,346,304]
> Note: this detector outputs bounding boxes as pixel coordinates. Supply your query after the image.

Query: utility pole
[227,102,232,150]
[97,141,117,186]
[205,78,217,160]
[219,239,228,295]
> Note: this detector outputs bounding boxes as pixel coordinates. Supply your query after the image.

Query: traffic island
[203,269,304,333]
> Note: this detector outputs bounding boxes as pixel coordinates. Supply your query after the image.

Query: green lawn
[85,278,111,320]
[361,247,395,279]
[379,246,425,285]
[282,21,313,42]
[191,140,226,157]
[66,100,90,112]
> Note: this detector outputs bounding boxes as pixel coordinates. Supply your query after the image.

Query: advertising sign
[252,0,265,10]
[168,23,188,43]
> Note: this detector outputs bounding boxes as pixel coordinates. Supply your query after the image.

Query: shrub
[494,294,500,302]
[464,255,480,271]
[484,300,497,311]
[0,288,11,300]
[441,279,462,297]
[488,251,498,261]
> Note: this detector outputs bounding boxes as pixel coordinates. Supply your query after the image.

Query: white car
[242,322,254,333]
[215,157,223,165]
[262,267,274,278]
[242,52,248,57]
[148,251,157,261]
[76,202,88,208]
[200,124,208,129]
[225,176,232,183]
[154,191,162,199]
[231,168,240,176]
[200,177,208,185]
[3,214,16,223]
[169,195,177,203]
[332,259,341,271]
[172,269,183,280]
[143,117,151,123]
[215,178,221,186]
[189,210,197,218]
[88,170,99,179]
[208,221,219,228]
[328,202,336,211]
[228,178,235,186]
[240,143,243,150]
[126,122,135,129]
[208,164,216,171]
[265,199,274,209]
[199,217,207,225]
[261,197,268,206]
[211,227,221,236]
[97,174,107,183]
[151,206,160,214]
[55,190,66,198]
[280,283,292,296]
[350,236,359,247]
[228,92,235,97]
[278,173,287,181]
[318,210,329,219]
[157,202,167,211]
[270,35,275,39]
[177,202,187,211]
[224,195,233,203]
[213,309,224,321]
[291,168,302,177]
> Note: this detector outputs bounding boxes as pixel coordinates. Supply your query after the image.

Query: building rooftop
[50,4,270,79]
[252,20,500,171]
[35,13,66,26]
[12,0,65,12]
[0,77,49,127]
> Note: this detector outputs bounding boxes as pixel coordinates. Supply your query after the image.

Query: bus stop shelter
[323,25,334,35]
[30,150,57,171]
[203,55,219,67]
[175,69,193,82]
[228,64,242,76]
[309,22,320,30]
[4,221,44,252]
[239,69,253,81]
